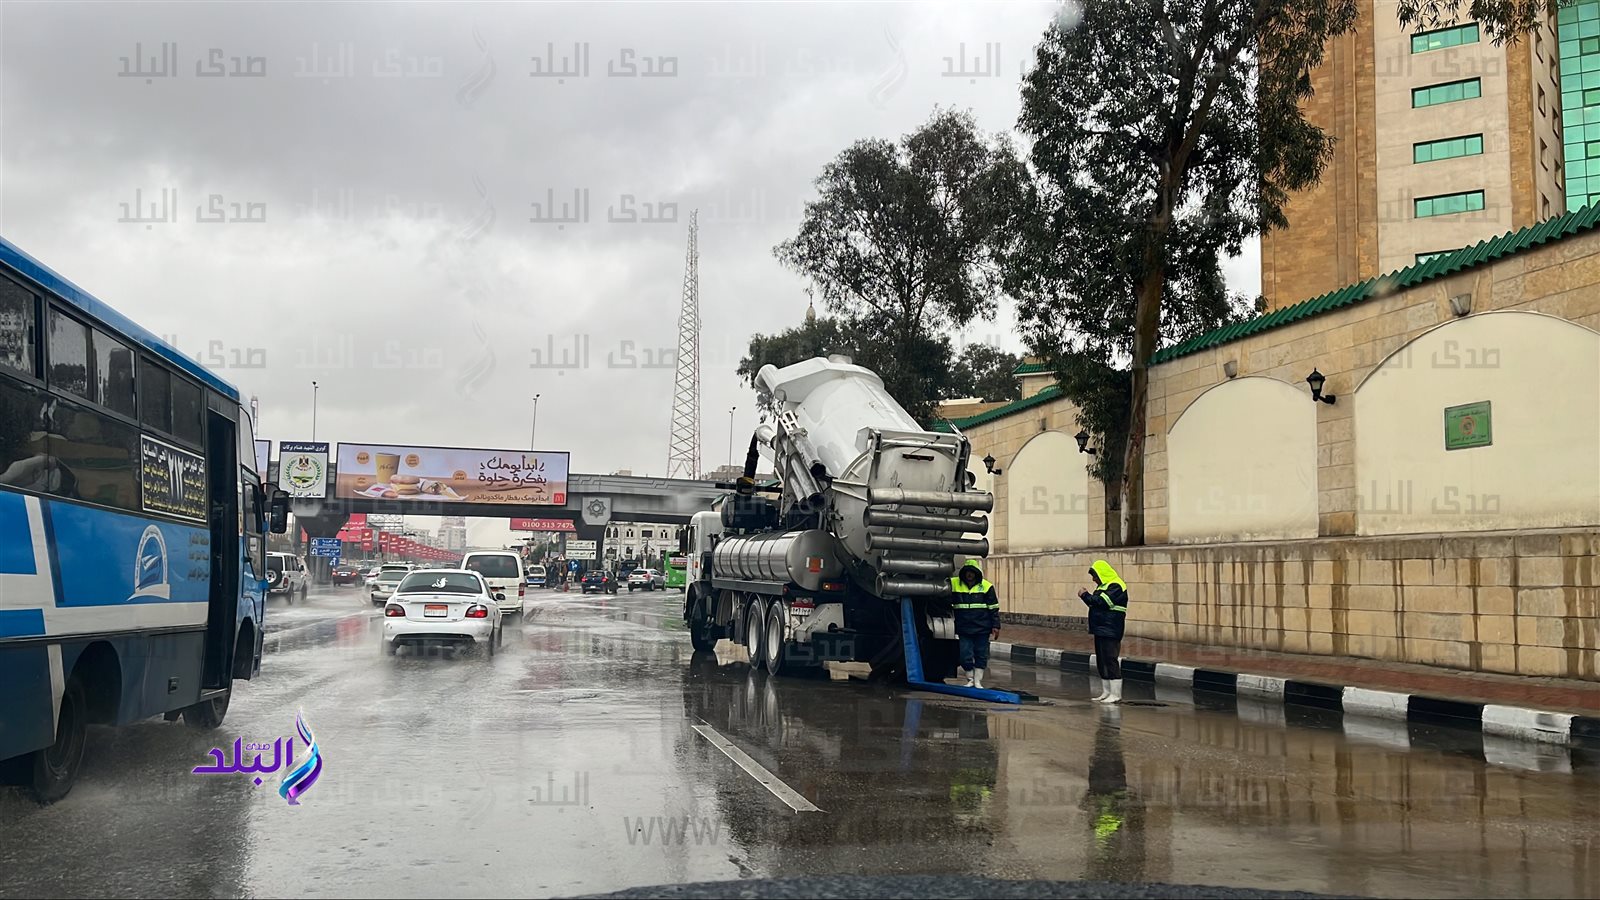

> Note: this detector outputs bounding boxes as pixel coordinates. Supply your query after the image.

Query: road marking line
[691,722,822,813]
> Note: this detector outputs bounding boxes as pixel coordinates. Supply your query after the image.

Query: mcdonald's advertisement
[335,443,569,506]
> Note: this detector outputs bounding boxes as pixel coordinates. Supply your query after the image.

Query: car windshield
[395,572,483,595]
[632,569,648,576]
[529,566,545,575]
[464,555,520,578]
[267,557,285,572]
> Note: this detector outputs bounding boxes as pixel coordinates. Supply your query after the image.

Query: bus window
[0,277,35,376]
[171,376,204,447]
[49,396,139,510]
[0,377,50,489]
[138,357,170,432]
[92,329,136,418]
[47,307,90,400]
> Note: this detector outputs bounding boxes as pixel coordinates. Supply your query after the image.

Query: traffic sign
[568,539,597,551]
[567,548,597,560]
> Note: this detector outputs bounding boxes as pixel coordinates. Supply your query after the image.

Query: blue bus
[0,236,288,803]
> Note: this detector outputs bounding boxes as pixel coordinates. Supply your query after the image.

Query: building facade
[605,522,683,566]
[944,206,1600,680]
[1262,2,1566,309]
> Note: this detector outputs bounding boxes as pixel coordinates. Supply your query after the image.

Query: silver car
[369,563,413,605]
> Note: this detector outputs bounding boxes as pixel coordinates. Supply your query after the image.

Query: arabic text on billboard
[279,441,330,499]
[335,443,570,506]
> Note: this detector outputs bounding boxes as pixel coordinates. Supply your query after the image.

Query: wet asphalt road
[4,585,1600,898]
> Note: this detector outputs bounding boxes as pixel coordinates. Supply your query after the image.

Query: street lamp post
[311,381,319,440]
[531,394,541,448]
[728,406,736,468]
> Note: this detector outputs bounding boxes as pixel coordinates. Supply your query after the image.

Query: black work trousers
[1093,636,1122,680]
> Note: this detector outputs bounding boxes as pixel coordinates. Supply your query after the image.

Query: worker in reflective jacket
[950,558,1001,689]
[1078,559,1129,704]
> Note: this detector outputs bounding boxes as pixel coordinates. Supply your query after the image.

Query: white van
[461,550,527,616]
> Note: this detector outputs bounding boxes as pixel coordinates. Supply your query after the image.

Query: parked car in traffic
[267,552,309,602]
[627,568,665,591]
[331,563,364,586]
[381,569,504,657]
[370,563,413,605]
[581,570,618,594]
[461,550,527,617]
[526,564,547,588]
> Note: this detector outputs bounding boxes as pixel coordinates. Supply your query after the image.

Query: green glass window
[1415,190,1485,218]
[1411,23,1480,53]
[1413,134,1484,163]
[1416,250,1458,264]
[1413,78,1482,108]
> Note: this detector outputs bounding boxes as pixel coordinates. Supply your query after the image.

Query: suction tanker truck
[680,356,991,680]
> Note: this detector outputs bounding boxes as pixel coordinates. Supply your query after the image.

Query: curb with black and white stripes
[992,641,1600,755]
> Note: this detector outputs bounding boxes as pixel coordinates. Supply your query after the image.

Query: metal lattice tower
[666,210,702,478]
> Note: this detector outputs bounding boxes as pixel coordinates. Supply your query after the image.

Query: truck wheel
[28,677,88,804]
[764,602,794,676]
[183,692,230,730]
[744,600,767,671]
[689,597,718,652]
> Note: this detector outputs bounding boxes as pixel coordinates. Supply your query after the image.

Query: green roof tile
[931,385,1063,432]
[1150,204,1600,366]
[1012,361,1049,375]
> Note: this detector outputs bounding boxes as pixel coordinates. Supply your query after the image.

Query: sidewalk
[993,619,1600,747]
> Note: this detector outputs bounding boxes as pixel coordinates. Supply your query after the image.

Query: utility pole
[311,381,319,440]
[531,394,541,448]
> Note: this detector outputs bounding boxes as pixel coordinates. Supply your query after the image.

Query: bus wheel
[29,677,88,804]
[183,692,230,730]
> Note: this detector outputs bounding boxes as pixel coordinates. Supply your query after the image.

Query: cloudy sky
[0,1,1257,549]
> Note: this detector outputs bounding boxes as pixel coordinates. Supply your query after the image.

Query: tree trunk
[1121,269,1165,547]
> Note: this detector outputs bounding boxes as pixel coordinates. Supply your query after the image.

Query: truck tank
[748,357,992,597]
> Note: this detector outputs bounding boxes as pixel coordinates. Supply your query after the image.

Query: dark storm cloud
[1,0,1253,548]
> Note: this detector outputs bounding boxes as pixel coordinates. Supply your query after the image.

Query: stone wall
[986,527,1600,681]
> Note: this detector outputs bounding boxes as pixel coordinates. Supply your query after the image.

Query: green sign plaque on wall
[1444,401,1492,450]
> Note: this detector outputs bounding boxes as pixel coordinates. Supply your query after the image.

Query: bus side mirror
[268,489,291,533]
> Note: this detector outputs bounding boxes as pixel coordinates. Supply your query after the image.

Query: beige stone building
[1261,2,1565,309]
[941,205,1600,680]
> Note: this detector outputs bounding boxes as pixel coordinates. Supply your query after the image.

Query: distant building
[439,516,468,551]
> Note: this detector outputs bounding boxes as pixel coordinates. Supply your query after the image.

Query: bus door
[203,409,240,689]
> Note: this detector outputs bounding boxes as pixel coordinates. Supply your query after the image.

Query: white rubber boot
[963,670,976,687]
[973,668,984,690]
[1099,679,1122,704]
[1093,682,1109,702]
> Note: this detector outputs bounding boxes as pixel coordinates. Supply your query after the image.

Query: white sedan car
[381,569,505,657]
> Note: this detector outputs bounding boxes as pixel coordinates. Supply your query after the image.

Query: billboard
[511,517,576,532]
[279,441,330,498]
[335,443,570,506]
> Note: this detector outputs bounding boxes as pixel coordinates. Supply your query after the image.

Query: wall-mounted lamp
[1075,429,1097,455]
[1223,359,1238,379]
[1305,368,1337,405]
[982,454,1002,476]
[1449,292,1472,317]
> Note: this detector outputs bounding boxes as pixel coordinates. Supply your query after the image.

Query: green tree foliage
[1005,0,1360,545]
[773,108,1029,422]
[950,343,1022,403]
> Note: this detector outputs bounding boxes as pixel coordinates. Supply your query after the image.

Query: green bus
[664,554,688,590]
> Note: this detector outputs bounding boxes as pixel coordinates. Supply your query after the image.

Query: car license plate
[424,604,448,617]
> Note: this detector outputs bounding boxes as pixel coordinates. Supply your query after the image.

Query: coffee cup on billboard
[376,452,401,485]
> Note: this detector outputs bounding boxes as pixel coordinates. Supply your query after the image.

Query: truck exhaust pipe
[863,508,988,534]
[868,488,993,513]
[865,533,989,556]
